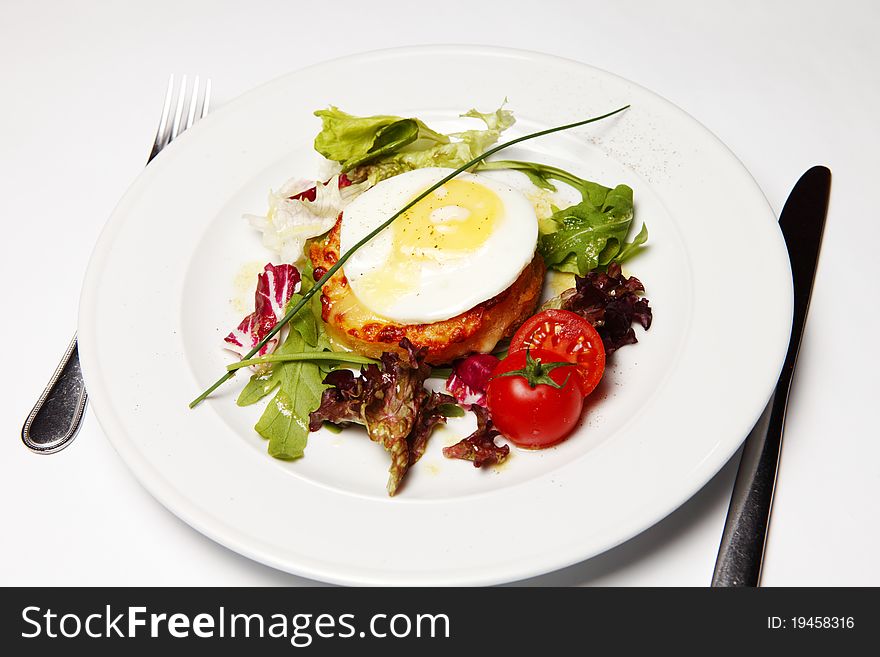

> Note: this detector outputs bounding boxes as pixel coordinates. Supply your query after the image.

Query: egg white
[339,167,538,324]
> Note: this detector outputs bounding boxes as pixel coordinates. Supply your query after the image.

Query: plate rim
[78,44,792,585]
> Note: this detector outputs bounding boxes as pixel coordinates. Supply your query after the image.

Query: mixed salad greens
[231,265,329,460]
[197,103,653,495]
[308,339,457,495]
[314,105,515,182]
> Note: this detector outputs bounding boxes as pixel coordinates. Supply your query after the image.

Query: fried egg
[339,167,538,324]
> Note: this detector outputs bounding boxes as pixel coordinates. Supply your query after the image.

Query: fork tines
[148,74,212,162]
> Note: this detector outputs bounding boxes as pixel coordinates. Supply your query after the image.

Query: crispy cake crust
[309,217,545,365]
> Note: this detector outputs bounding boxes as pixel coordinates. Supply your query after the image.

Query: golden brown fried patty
[309,217,545,365]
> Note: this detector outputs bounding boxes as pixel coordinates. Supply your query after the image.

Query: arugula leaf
[237,371,280,407]
[478,159,606,203]
[437,403,466,418]
[614,222,649,263]
[539,183,636,274]
[480,159,647,275]
[256,326,327,460]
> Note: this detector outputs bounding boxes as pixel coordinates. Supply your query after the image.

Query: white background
[2,0,878,586]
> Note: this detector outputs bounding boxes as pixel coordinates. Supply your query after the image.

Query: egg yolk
[354,180,504,313]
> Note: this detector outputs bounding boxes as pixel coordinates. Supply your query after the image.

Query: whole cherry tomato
[486,348,583,448]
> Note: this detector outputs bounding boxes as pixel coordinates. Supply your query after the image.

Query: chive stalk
[226,352,378,372]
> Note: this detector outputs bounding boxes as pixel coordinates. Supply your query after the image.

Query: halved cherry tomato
[486,348,583,448]
[509,309,605,397]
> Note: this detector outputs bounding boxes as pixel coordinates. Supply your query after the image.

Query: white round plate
[78,46,792,585]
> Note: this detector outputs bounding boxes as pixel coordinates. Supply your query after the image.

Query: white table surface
[2,0,878,586]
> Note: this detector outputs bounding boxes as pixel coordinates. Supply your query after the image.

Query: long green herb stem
[226,352,378,372]
[428,367,453,380]
[190,105,630,408]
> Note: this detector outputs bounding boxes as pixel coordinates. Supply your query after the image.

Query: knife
[711,166,831,586]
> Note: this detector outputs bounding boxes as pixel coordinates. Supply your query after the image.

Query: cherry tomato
[486,348,583,448]
[509,309,605,397]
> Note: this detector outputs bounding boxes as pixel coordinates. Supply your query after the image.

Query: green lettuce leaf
[314,107,447,172]
[314,105,515,184]
[397,105,515,169]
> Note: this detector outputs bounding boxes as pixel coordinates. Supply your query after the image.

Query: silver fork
[21,75,212,454]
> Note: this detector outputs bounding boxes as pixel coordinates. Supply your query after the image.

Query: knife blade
[711,165,831,587]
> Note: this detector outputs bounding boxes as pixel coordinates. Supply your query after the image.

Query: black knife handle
[712,383,790,586]
[711,166,831,586]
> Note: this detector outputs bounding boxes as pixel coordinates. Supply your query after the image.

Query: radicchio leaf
[551,261,652,355]
[308,338,455,495]
[445,353,499,408]
[224,263,301,361]
[442,405,509,468]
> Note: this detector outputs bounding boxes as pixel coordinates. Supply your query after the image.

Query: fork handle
[21,334,88,454]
